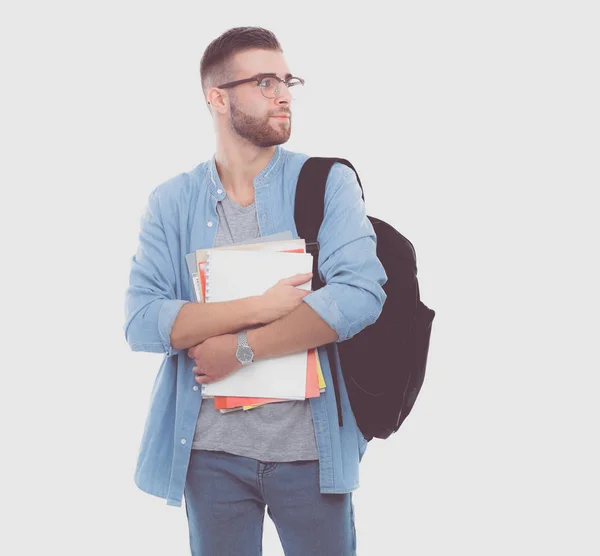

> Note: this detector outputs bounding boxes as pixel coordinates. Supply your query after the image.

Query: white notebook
[201,249,313,399]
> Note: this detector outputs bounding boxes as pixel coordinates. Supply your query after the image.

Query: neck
[214,138,277,201]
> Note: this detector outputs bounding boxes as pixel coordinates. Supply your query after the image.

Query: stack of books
[185,233,326,414]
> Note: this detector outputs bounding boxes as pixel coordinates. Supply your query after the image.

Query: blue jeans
[184,449,357,555]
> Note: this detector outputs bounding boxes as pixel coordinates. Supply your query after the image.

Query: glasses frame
[215,73,305,99]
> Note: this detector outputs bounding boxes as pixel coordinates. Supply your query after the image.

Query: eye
[286,78,301,88]
[259,78,274,88]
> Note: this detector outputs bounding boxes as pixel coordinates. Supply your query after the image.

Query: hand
[187,334,241,385]
[257,272,313,324]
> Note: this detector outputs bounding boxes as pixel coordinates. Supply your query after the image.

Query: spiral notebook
[201,249,314,399]
[186,232,298,302]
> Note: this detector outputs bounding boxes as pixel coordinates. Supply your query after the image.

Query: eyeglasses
[216,73,305,100]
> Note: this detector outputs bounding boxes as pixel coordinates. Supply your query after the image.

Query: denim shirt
[124,145,387,507]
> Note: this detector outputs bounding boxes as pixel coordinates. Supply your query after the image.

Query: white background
[2,1,598,554]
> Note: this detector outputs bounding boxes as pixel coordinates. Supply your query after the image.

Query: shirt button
[217,189,222,194]
[193,385,199,391]
[207,221,213,227]
[180,438,187,445]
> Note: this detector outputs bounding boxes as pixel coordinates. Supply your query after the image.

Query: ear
[205,88,229,114]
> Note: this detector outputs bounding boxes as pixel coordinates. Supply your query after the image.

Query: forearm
[246,301,338,360]
[171,297,262,350]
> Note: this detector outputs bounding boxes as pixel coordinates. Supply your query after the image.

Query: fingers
[193,367,212,384]
[280,272,313,286]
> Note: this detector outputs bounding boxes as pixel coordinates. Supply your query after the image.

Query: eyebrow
[253,72,294,80]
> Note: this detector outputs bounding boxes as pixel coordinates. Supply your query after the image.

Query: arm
[300,163,388,343]
[190,302,337,385]
[169,298,261,351]
[252,162,387,357]
[246,301,338,359]
[124,187,261,356]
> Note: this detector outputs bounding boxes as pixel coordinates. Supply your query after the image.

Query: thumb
[281,272,313,286]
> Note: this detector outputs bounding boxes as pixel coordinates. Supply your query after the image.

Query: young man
[124,26,387,555]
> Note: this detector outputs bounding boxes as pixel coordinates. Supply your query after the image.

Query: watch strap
[238,330,250,349]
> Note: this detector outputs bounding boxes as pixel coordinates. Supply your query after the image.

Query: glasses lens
[287,78,304,101]
[260,77,304,101]
[259,78,278,98]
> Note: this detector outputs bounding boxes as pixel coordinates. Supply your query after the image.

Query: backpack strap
[294,157,365,429]
[295,157,364,284]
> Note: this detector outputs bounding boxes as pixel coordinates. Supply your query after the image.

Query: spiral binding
[204,252,213,302]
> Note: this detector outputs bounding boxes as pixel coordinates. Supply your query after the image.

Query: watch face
[237,346,253,363]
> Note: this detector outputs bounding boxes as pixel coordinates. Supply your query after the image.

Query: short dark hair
[200,26,283,99]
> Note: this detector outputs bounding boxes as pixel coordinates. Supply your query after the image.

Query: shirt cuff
[302,287,349,342]
[158,299,190,356]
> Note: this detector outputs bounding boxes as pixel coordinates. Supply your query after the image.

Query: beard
[229,101,291,148]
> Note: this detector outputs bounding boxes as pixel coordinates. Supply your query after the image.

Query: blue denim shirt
[124,145,387,507]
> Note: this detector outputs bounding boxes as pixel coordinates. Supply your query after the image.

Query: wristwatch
[235,330,255,365]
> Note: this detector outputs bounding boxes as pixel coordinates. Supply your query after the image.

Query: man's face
[226,49,294,148]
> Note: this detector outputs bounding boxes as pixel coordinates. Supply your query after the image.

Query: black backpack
[295,157,436,441]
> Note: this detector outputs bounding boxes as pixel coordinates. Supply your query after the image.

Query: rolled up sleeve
[124,189,188,357]
[302,163,388,342]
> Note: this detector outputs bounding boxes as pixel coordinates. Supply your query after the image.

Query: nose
[275,82,293,104]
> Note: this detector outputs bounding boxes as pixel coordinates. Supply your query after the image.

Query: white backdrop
[2,1,598,554]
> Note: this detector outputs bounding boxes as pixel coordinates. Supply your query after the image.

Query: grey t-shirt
[192,193,319,461]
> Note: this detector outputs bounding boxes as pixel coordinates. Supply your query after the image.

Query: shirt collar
[208,144,285,199]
